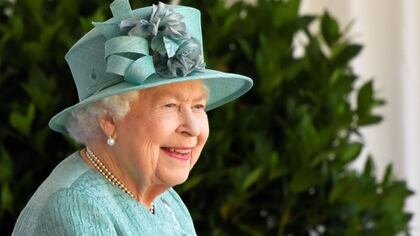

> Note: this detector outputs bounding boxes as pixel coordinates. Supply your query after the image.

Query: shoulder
[13,152,119,236]
[40,166,118,220]
[34,187,117,235]
[44,185,105,211]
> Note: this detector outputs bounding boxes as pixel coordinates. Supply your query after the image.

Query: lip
[161,147,192,161]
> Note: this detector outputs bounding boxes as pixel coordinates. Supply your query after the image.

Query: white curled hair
[65,91,139,144]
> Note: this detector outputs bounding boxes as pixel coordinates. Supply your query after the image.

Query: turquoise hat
[49,0,253,135]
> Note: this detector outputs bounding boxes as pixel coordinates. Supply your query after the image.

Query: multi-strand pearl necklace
[85,147,155,214]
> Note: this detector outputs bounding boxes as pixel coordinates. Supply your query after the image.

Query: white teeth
[166,147,190,155]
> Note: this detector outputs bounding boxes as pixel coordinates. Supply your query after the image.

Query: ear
[98,115,116,138]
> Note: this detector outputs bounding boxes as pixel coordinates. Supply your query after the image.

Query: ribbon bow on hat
[93,0,205,85]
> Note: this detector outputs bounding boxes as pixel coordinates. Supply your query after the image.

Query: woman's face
[113,80,209,187]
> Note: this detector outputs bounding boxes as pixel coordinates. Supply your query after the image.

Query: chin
[172,178,189,186]
[159,171,190,187]
[171,173,190,186]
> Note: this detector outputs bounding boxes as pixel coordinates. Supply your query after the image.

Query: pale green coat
[12,152,196,236]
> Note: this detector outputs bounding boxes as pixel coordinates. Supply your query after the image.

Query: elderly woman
[12,0,252,235]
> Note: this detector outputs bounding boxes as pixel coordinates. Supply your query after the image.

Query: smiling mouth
[161,147,192,160]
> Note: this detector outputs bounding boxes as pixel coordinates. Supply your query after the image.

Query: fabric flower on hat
[165,38,205,77]
[118,2,205,77]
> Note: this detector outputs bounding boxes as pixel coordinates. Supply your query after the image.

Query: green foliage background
[0,0,414,235]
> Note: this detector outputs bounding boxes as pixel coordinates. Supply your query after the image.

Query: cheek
[152,117,180,142]
[192,117,210,160]
[120,116,168,158]
[134,113,176,141]
[199,115,210,144]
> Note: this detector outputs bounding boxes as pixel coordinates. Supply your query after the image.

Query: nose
[177,106,201,137]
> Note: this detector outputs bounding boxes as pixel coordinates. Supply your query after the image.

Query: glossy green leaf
[338,142,363,163]
[357,81,374,115]
[1,184,13,211]
[9,103,36,137]
[321,11,340,46]
[241,167,263,192]
[0,148,12,182]
[291,168,323,193]
[332,44,363,68]
[21,67,57,113]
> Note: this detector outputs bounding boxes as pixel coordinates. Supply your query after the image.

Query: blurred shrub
[177,0,413,235]
[0,0,413,235]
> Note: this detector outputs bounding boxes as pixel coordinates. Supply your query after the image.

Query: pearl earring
[107,136,115,146]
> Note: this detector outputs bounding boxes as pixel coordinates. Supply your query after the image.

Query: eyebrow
[158,91,208,102]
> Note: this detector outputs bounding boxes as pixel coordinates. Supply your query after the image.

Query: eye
[164,103,177,108]
[192,104,206,111]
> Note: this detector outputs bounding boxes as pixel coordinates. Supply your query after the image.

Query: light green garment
[12,151,196,236]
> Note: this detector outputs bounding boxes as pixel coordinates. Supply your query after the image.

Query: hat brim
[48,69,253,135]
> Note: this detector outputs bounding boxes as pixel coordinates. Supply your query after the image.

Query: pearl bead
[107,137,115,146]
[85,147,155,214]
